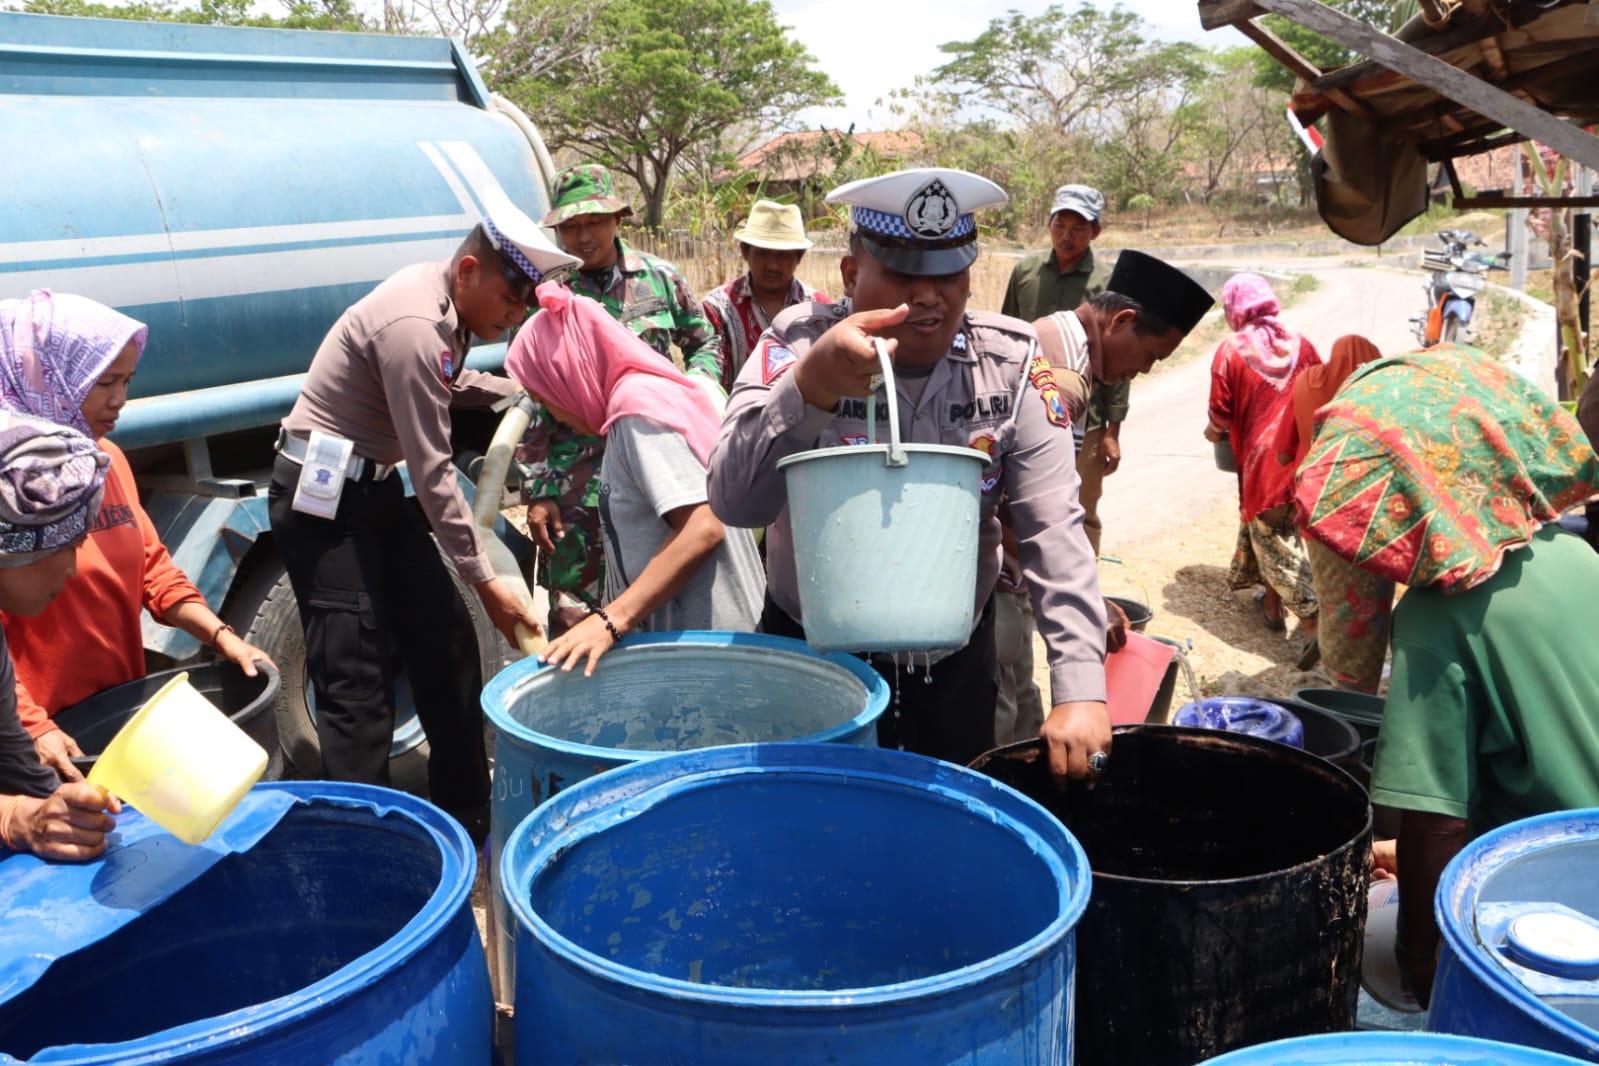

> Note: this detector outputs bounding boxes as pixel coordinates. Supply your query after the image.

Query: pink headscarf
[1221,273,1300,390]
[505,283,720,464]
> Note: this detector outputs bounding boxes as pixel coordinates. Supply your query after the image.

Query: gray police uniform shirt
[282,261,518,585]
[599,417,764,634]
[708,301,1108,706]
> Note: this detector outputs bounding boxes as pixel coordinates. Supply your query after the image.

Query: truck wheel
[230,552,506,797]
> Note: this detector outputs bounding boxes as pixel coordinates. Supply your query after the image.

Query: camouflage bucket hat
[540,164,633,226]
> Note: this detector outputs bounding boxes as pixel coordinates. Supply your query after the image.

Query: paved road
[1097,257,1422,553]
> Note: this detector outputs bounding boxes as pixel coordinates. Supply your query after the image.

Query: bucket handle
[865,338,908,467]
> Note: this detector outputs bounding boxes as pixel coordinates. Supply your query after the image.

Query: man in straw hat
[707,167,1112,780]
[270,188,575,842]
[521,164,724,637]
[702,199,831,392]
[0,412,122,860]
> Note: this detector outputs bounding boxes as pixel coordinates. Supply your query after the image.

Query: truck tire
[229,549,506,797]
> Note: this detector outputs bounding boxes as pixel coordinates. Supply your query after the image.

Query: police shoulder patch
[1026,358,1071,428]
[761,339,797,384]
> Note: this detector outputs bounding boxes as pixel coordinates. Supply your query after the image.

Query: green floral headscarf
[1294,346,1599,592]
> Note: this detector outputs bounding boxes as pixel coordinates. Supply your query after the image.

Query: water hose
[474,394,545,657]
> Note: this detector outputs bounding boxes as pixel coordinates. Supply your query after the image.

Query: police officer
[707,168,1111,780]
[268,190,577,839]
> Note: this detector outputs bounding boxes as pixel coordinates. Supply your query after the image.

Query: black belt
[275,429,397,483]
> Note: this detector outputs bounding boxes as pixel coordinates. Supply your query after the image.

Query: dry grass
[631,230,1015,314]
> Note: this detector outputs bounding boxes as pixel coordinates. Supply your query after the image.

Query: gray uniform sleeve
[451,367,518,408]
[372,318,492,585]
[707,330,834,529]
[1004,363,1108,705]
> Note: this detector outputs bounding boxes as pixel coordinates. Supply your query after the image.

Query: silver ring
[1088,751,1109,775]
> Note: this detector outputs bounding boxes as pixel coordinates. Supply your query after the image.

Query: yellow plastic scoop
[86,671,268,845]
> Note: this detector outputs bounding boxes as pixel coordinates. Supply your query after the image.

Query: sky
[768,0,1247,132]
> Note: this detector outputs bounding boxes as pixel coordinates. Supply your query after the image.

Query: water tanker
[0,10,553,786]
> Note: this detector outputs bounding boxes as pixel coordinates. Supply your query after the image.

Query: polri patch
[762,339,797,384]
[440,349,454,384]
[1026,353,1071,428]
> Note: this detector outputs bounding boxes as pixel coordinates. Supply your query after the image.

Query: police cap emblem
[904,179,960,239]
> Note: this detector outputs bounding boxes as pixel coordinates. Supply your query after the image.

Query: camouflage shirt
[568,238,722,380]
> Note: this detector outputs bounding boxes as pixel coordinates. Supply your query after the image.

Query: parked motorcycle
[1410,229,1511,347]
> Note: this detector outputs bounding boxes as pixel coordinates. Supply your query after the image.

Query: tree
[932,3,1201,138]
[1180,48,1290,205]
[22,0,386,31]
[505,0,839,227]
[1251,0,1410,93]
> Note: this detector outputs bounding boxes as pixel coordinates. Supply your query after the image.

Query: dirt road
[1099,257,1421,554]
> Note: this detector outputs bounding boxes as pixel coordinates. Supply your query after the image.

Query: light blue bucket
[777,340,989,652]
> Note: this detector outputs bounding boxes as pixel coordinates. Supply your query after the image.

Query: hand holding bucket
[86,671,269,845]
[777,339,990,653]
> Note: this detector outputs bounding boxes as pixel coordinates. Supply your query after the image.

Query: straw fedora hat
[733,200,812,251]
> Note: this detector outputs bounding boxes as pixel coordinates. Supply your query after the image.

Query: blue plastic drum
[482,631,888,996]
[501,743,1090,1065]
[1206,1031,1594,1064]
[0,782,489,1064]
[1429,808,1599,1060]
[1174,696,1306,749]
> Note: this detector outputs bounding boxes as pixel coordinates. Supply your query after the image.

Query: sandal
[1254,590,1286,632]
[1296,634,1322,671]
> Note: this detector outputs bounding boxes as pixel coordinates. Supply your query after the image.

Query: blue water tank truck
[0,11,554,787]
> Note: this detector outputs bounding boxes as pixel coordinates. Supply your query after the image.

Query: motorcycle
[1409,228,1511,347]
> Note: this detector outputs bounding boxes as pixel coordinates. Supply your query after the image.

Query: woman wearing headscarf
[1204,272,1323,667]
[0,412,122,860]
[505,283,764,676]
[1297,347,1599,1004]
[0,291,272,781]
[1273,334,1392,693]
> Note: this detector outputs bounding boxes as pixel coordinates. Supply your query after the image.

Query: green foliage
[905,1,1217,229]
[22,0,374,30]
[933,2,1203,136]
[504,0,839,228]
[1252,0,1410,92]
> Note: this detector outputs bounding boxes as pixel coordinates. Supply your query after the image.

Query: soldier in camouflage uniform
[516,164,723,634]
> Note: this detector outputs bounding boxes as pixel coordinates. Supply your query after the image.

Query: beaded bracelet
[589,605,623,642]
[210,621,236,648]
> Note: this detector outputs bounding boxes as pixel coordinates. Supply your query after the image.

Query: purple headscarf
[0,411,109,568]
[0,290,148,435]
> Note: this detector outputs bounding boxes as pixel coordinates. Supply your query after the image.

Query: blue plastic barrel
[1174,696,1306,748]
[0,781,489,1063]
[1429,808,1599,1060]
[501,742,1090,1065]
[1206,1032,1595,1064]
[481,630,888,996]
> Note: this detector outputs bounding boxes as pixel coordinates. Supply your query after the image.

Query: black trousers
[268,455,488,823]
[760,594,1000,767]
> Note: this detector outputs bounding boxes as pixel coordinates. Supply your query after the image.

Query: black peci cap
[1106,250,1215,335]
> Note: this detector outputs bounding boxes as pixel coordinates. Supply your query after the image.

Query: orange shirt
[3,440,204,737]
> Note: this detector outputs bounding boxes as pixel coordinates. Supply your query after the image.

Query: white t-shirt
[597,416,765,633]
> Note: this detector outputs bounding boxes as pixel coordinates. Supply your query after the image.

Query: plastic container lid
[1504,912,1599,980]
[1173,696,1305,749]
